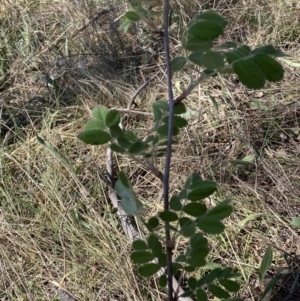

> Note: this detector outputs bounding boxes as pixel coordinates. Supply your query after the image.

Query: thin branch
[162,0,175,299]
[106,148,115,187]
[174,72,210,104]
[51,281,79,301]
[127,71,160,110]
[115,108,153,116]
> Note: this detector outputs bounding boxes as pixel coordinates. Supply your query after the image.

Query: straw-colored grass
[1,0,300,300]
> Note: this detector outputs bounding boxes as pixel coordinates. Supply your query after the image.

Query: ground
[0,0,300,300]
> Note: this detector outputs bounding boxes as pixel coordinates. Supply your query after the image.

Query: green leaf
[185,37,213,52]
[180,290,194,298]
[291,217,300,227]
[259,245,273,281]
[118,171,130,188]
[159,274,167,288]
[184,173,202,190]
[131,251,154,264]
[84,120,105,131]
[197,276,207,288]
[196,289,208,301]
[105,109,120,128]
[119,17,132,32]
[132,240,148,251]
[124,130,138,142]
[208,284,230,299]
[206,268,222,284]
[259,274,282,301]
[170,196,182,211]
[232,58,265,89]
[92,106,109,124]
[197,217,225,234]
[188,277,197,290]
[77,130,111,145]
[171,56,187,72]
[181,221,196,237]
[153,100,169,111]
[206,200,233,220]
[147,217,159,231]
[148,234,159,249]
[201,51,224,70]
[159,211,178,222]
[162,115,188,128]
[129,141,147,154]
[219,279,240,292]
[157,124,179,136]
[225,45,251,64]
[187,180,217,201]
[179,217,192,227]
[109,125,124,138]
[172,262,183,274]
[157,253,167,267]
[124,10,141,22]
[253,54,284,82]
[36,135,75,175]
[189,20,224,41]
[195,11,228,29]
[176,255,186,262]
[189,52,204,66]
[218,267,233,279]
[115,171,143,215]
[183,203,207,217]
[117,137,131,149]
[152,241,163,257]
[138,263,160,277]
[252,44,286,57]
[187,256,206,267]
[190,247,209,261]
[184,265,196,272]
[174,103,186,114]
[110,143,126,153]
[238,213,264,227]
[152,104,162,121]
[190,233,208,249]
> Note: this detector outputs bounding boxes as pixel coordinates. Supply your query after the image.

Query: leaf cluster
[130,172,239,300]
[170,11,285,89]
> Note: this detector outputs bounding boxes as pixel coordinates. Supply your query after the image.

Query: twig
[127,71,160,110]
[51,281,79,301]
[162,0,175,299]
[106,148,115,187]
[114,108,153,116]
[174,72,210,104]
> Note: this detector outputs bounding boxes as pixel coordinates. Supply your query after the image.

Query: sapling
[77,1,285,300]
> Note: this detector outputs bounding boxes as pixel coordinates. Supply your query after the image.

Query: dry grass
[1,0,300,300]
